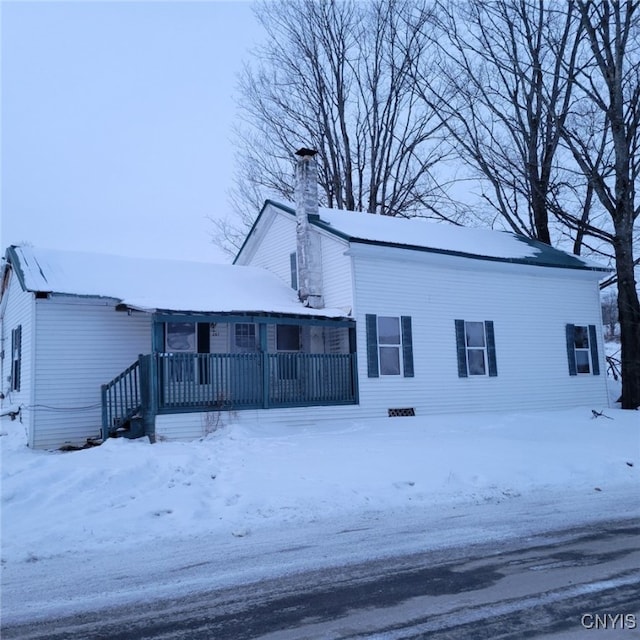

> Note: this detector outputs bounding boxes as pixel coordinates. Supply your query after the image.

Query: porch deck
[102,351,358,439]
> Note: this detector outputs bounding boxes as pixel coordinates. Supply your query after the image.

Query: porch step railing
[101,359,142,439]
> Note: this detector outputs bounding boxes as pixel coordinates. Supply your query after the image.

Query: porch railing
[102,352,357,439]
[156,352,357,410]
[101,359,142,439]
[157,353,263,409]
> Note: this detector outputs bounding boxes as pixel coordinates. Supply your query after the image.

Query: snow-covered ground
[1,393,638,624]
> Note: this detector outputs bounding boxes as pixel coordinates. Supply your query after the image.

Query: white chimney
[294,148,324,308]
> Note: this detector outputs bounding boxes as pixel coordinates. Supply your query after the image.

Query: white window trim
[465,321,488,377]
[234,323,258,352]
[573,325,592,375]
[377,316,403,376]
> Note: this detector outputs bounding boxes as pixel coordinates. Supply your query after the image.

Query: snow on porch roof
[5,245,348,317]
[265,201,608,271]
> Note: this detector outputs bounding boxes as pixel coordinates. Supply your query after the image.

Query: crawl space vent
[388,408,416,417]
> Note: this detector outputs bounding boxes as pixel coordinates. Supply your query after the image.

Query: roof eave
[346,238,612,272]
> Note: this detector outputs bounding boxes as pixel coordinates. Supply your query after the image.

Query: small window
[566,324,600,376]
[11,326,21,392]
[455,320,498,378]
[378,316,402,376]
[366,314,414,378]
[465,321,487,376]
[573,325,591,374]
[234,323,257,352]
[165,323,196,352]
[277,325,301,352]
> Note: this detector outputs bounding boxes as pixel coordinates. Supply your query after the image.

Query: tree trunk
[613,226,640,409]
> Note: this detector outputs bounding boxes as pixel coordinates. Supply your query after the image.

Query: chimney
[294,148,324,308]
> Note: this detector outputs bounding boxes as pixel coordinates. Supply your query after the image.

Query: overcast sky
[1,0,265,263]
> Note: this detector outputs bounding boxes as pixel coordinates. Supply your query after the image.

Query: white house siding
[351,245,609,416]
[320,234,353,311]
[0,272,35,445]
[237,207,298,287]
[237,206,354,313]
[32,297,151,449]
[155,403,364,440]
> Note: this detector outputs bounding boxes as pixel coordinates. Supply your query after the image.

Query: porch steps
[101,359,144,440]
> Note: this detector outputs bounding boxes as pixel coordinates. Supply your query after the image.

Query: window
[276,325,301,380]
[365,315,414,378]
[378,316,402,375]
[11,326,21,392]
[465,321,487,375]
[566,324,600,376]
[573,326,591,373]
[277,324,301,351]
[165,323,196,352]
[234,323,257,352]
[455,320,498,378]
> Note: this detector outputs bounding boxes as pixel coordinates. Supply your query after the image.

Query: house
[0,247,356,449]
[1,152,610,449]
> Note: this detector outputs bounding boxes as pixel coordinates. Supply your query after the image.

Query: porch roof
[5,245,350,318]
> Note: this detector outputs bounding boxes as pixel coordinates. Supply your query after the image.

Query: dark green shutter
[455,319,468,378]
[366,314,379,378]
[485,320,497,377]
[401,316,414,377]
[290,252,297,291]
[11,325,21,392]
[17,325,21,391]
[588,325,600,375]
[566,324,577,376]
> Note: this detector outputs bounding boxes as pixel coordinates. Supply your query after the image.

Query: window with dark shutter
[366,314,414,377]
[455,320,497,378]
[11,325,22,392]
[566,324,600,376]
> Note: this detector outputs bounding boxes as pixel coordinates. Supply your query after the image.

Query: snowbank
[2,408,637,567]
[1,406,638,623]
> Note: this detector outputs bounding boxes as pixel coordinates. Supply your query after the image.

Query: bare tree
[601,289,619,340]
[415,0,585,246]
[560,0,640,409]
[416,0,639,407]
[213,0,453,255]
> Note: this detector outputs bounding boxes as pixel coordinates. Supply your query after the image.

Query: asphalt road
[3,519,639,639]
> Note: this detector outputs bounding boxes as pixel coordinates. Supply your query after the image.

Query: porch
[101,313,358,440]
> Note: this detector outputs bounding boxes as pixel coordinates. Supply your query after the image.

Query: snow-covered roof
[253,201,609,271]
[4,245,348,317]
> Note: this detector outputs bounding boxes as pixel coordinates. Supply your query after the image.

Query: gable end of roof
[5,246,31,293]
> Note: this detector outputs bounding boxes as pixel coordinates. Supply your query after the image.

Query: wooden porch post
[100,384,109,441]
[349,325,359,402]
[139,354,158,443]
[260,323,269,409]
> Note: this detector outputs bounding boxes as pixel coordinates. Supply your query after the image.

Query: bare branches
[559,0,640,408]
[214,0,455,254]
[415,0,585,246]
